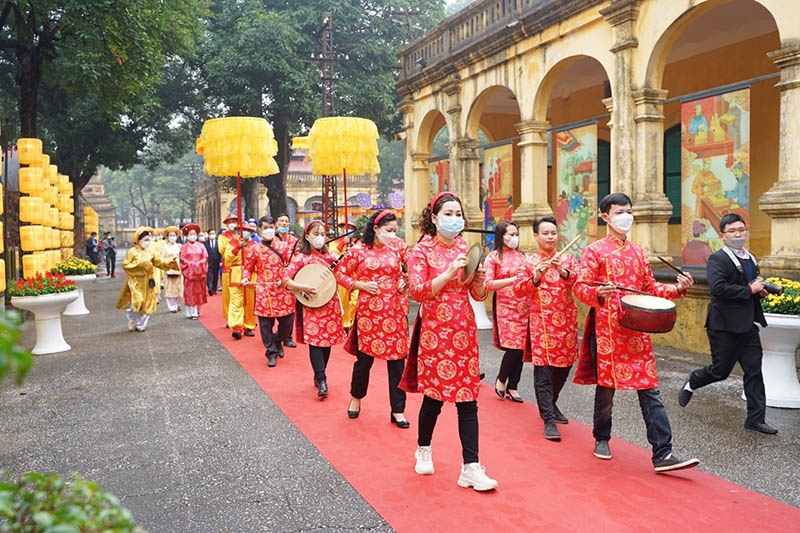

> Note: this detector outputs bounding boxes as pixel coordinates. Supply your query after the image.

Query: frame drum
[619,294,677,333]
[291,263,337,308]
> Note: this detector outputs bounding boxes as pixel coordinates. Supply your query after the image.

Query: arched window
[663,124,681,224]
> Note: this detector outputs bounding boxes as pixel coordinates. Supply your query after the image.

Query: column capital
[758,179,800,218]
[515,120,550,147]
[453,137,480,160]
[410,152,431,168]
[633,88,668,124]
[600,0,639,52]
[768,46,800,91]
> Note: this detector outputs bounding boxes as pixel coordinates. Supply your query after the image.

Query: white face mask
[609,213,634,233]
[187,234,197,243]
[262,228,275,240]
[310,235,326,249]
[228,223,237,231]
[242,231,251,240]
[168,235,177,243]
[504,235,519,249]
[139,239,151,249]
[378,231,396,245]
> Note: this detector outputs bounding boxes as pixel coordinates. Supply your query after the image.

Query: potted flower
[8,273,79,355]
[758,277,800,408]
[52,257,98,316]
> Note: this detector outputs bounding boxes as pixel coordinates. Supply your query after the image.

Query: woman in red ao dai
[339,210,411,427]
[516,216,579,442]
[284,220,348,398]
[483,220,529,403]
[402,192,498,492]
[179,223,208,320]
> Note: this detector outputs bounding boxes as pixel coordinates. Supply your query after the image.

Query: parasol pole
[236,171,243,264]
[342,167,348,235]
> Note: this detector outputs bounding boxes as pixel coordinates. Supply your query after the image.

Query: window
[663,125,681,224]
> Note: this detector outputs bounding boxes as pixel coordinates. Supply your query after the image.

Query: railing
[287,172,373,185]
[398,0,603,83]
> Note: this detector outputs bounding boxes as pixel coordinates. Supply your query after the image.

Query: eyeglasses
[723,227,748,236]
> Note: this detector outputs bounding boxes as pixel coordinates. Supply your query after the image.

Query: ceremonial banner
[554,123,598,258]
[481,143,514,248]
[680,87,750,266]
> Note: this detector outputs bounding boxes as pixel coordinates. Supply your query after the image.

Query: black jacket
[705,249,767,333]
[205,239,222,269]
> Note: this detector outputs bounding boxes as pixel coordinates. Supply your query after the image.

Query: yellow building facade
[397,0,800,353]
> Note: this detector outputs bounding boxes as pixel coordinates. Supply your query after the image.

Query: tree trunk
[16,44,42,137]
[262,110,288,218]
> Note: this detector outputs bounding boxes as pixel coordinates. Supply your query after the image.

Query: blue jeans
[593,385,673,464]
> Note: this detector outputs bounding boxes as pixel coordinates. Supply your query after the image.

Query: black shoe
[480,372,486,380]
[553,407,569,424]
[390,413,410,429]
[267,354,277,367]
[678,376,693,407]
[494,379,506,399]
[277,345,285,358]
[744,422,778,435]
[348,400,360,419]
[317,379,328,398]
[544,420,561,441]
[284,340,297,348]
[232,330,242,340]
[654,454,700,473]
[244,329,255,337]
[506,391,524,403]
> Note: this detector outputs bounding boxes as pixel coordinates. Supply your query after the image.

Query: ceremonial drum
[291,263,337,308]
[618,294,677,333]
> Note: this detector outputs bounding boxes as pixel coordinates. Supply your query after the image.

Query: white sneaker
[414,446,434,475]
[457,463,498,491]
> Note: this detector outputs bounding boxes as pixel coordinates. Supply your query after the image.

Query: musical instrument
[657,256,687,276]
[618,294,677,333]
[460,243,483,284]
[554,234,582,261]
[291,263,338,308]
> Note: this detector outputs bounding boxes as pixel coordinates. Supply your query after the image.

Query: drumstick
[657,256,687,276]
[591,281,650,295]
[553,234,582,260]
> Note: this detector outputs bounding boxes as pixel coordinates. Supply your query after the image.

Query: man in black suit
[678,213,777,434]
[205,229,222,296]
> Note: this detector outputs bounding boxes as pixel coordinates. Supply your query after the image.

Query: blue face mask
[436,215,464,238]
[277,226,289,234]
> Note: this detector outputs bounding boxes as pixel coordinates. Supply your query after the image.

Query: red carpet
[200,303,800,532]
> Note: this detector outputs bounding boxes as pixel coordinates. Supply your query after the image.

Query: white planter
[63,273,97,315]
[11,291,80,355]
[759,313,800,408]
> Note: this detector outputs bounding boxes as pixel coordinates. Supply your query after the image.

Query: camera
[756,277,783,295]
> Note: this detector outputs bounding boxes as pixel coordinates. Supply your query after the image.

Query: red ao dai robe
[516,251,579,367]
[242,239,294,318]
[285,248,348,347]
[179,241,208,307]
[483,248,529,350]
[573,235,684,390]
[405,235,486,403]
[339,239,409,360]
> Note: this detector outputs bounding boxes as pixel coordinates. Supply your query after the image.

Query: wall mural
[554,123,599,258]
[428,158,450,198]
[680,87,750,266]
[480,143,514,248]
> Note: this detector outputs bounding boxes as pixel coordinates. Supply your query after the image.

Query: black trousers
[105,252,116,276]
[534,365,572,421]
[690,326,766,424]
[497,348,523,390]
[417,396,479,464]
[285,312,295,344]
[207,263,220,294]
[350,351,406,413]
[309,345,331,382]
[258,315,293,357]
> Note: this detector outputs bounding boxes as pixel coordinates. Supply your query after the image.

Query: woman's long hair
[493,220,517,259]
[417,192,467,241]
[298,220,327,255]
[362,210,398,248]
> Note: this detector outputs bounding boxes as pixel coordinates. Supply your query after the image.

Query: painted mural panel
[428,158,450,198]
[554,123,599,258]
[680,88,750,266]
[481,143,514,248]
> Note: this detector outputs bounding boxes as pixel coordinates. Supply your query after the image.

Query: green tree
[376,138,404,206]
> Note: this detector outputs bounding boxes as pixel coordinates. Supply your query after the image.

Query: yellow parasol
[308,117,380,230]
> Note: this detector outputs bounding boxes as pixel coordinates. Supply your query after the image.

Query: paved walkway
[1,276,798,531]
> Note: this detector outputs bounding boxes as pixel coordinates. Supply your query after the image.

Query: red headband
[305,219,324,234]
[429,191,456,213]
[373,210,393,227]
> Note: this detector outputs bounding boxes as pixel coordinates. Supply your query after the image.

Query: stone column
[452,137,483,232]
[406,151,431,239]
[759,46,800,275]
[631,87,674,261]
[600,0,639,195]
[515,120,554,249]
